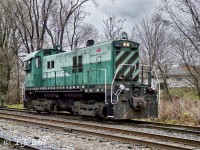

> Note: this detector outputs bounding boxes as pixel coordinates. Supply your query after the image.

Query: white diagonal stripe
[116,52,136,73]
[116,51,125,61]
[124,57,139,76]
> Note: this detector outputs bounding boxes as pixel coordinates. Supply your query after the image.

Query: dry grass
[5,103,24,109]
[158,96,200,126]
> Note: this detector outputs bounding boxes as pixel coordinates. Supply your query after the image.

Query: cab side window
[51,61,54,68]
[36,57,41,68]
[78,55,82,72]
[47,61,51,69]
[47,61,55,69]
[72,57,77,73]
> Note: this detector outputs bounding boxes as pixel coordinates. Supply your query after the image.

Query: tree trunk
[158,66,172,101]
[16,52,20,104]
[196,84,200,100]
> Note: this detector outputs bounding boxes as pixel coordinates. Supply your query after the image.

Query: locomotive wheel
[47,104,54,113]
[53,102,59,113]
[25,100,33,113]
[36,110,41,113]
[25,108,32,113]
[69,110,74,115]
[94,114,101,121]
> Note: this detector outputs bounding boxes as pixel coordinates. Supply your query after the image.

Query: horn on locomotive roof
[120,32,128,40]
[86,39,94,47]
[53,45,61,51]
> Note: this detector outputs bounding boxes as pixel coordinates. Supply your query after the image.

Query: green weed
[5,103,23,109]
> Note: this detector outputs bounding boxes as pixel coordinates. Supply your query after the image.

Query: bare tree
[103,13,125,40]
[10,28,23,103]
[6,0,54,53]
[66,7,98,50]
[0,2,19,104]
[0,0,100,104]
[161,0,200,99]
[172,36,200,98]
[75,23,98,48]
[4,0,98,52]
[66,7,85,50]
[133,12,173,100]
[46,0,97,50]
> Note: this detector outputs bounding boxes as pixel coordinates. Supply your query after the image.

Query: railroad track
[0,110,199,150]
[1,107,200,130]
[1,107,200,135]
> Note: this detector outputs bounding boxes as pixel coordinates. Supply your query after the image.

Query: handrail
[152,66,160,104]
[99,69,107,105]
[140,64,160,104]
[111,64,136,104]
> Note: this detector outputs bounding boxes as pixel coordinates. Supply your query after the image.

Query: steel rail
[1,108,199,135]
[0,112,199,149]
[133,123,200,135]
[130,120,200,131]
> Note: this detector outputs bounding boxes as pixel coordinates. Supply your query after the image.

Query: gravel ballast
[0,110,199,149]
[0,118,152,150]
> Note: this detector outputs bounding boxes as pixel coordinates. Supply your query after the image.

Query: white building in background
[165,66,192,88]
[141,65,196,88]
[159,64,200,88]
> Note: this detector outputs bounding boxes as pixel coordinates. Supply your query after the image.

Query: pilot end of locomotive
[110,84,159,119]
[106,69,159,120]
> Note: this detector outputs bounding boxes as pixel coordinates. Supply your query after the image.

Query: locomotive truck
[23,32,159,119]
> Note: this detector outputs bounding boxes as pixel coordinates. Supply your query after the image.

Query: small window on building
[73,57,77,68]
[47,61,50,69]
[51,61,54,68]
[176,76,182,81]
[36,57,41,68]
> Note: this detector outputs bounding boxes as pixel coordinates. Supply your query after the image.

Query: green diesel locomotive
[23,32,159,119]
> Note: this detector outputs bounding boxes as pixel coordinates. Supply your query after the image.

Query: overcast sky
[85,0,159,33]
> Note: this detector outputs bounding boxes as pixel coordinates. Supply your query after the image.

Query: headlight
[123,42,130,47]
[119,84,125,90]
[123,42,127,47]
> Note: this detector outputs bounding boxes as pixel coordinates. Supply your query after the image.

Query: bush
[157,88,200,126]
[169,88,199,101]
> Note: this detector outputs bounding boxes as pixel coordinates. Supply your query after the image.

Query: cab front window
[24,60,31,71]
